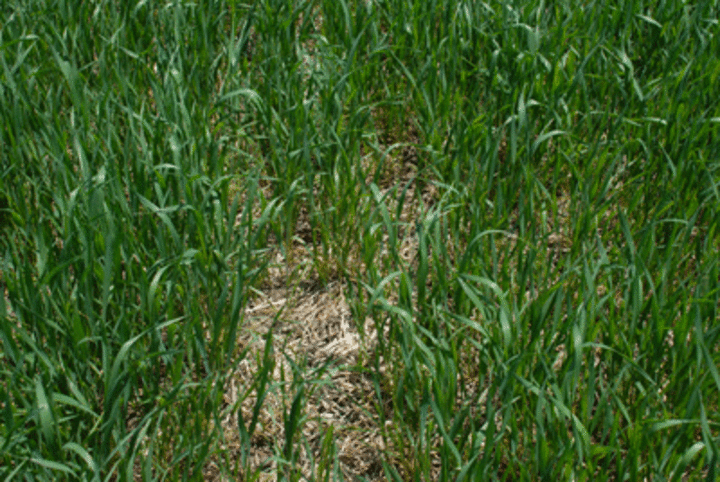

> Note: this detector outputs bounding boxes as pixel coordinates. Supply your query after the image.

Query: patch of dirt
[208,275,388,481]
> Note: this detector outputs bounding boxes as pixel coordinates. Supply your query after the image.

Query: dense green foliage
[1,0,719,480]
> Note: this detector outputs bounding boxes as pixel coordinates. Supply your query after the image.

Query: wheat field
[1,0,719,480]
